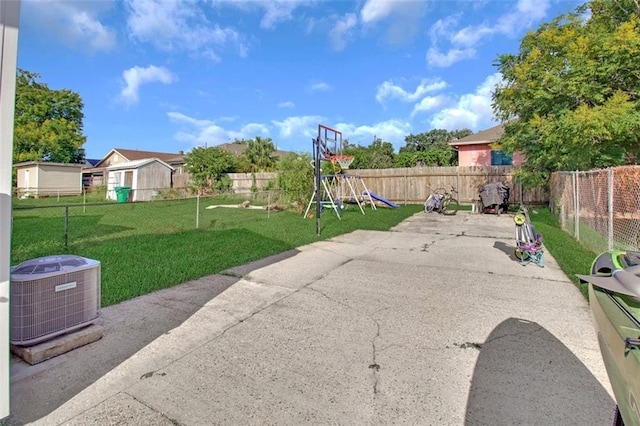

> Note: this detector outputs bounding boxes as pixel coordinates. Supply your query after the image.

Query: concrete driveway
[9,211,614,425]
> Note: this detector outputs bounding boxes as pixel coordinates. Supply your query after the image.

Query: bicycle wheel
[441,198,459,215]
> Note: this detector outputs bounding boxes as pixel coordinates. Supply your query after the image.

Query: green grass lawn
[529,207,598,299]
[12,197,423,307]
[12,194,606,305]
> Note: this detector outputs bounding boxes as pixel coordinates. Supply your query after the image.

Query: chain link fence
[11,188,289,260]
[549,165,640,253]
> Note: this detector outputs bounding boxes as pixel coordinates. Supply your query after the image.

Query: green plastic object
[115,186,131,203]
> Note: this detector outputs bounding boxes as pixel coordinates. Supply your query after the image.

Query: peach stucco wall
[458,145,491,166]
[457,144,524,167]
[512,151,525,166]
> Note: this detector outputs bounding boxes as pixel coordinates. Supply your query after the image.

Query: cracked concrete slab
[8,211,614,425]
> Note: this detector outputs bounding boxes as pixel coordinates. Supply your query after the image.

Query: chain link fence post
[608,168,614,250]
[64,204,69,250]
[574,171,580,241]
[196,194,200,229]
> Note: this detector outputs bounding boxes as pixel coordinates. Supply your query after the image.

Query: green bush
[276,153,314,208]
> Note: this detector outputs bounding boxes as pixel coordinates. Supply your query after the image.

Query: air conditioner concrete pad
[11,324,104,365]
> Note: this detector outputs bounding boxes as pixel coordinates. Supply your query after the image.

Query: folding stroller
[513,206,544,267]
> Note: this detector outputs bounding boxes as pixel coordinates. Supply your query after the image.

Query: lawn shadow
[464,317,613,425]
[12,215,134,262]
[67,214,136,241]
[8,229,301,425]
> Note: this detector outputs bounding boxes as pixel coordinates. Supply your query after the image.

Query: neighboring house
[14,161,84,198]
[106,158,174,202]
[83,148,184,189]
[448,124,525,167]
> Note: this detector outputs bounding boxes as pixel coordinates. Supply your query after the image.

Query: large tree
[343,138,395,169]
[398,129,471,166]
[184,146,237,194]
[493,0,640,186]
[14,69,86,164]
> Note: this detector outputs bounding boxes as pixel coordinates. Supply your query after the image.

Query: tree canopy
[183,146,237,194]
[241,136,277,172]
[397,129,471,167]
[14,69,86,164]
[492,0,640,186]
[343,138,396,169]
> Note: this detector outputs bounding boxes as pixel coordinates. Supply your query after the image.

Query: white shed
[13,161,83,198]
[106,158,174,202]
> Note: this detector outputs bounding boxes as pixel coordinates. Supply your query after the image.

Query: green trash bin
[115,186,131,203]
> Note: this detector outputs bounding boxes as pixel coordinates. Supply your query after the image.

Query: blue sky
[17,0,581,159]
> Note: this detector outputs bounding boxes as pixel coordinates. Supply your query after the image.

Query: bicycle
[439,187,459,215]
[424,186,459,215]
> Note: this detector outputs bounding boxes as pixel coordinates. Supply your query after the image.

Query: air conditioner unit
[10,255,101,346]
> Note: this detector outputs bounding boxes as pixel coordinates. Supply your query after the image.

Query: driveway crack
[306,287,384,397]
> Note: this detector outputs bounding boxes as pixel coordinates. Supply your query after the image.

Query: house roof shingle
[106,148,184,163]
[448,124,505,146]
[106,158,174,171]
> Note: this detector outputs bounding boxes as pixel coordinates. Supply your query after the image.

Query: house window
[491,150,513,166]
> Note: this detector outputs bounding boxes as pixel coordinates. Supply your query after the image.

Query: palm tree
[244,136,276,172]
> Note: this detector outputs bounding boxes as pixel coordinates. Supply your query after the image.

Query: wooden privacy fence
[227,172,279,194]
[348,166,547,205]
[177,167,548,205]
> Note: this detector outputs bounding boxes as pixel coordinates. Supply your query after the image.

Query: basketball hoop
[331,155,354,170]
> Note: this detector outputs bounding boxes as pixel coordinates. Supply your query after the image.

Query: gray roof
[106,158,174,171]
[448,124,504,146]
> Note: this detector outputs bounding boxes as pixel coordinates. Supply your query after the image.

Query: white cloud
[429,15,460,44]
[168,111,271,146]
[451,25,493,47]
[411,95,447,118]
[272,115,327,139]
[329,13,357,51]
[376,79,448,104]
[22,0,116,52]
[120,65,177,105]
[228,123,270,140]
[360,0,395,24]
[278,101,295,109]
[428,73,503,131]
[426,47,476,68]
[427,0,551,68]
[260,1,305,29]
[308,81,331,93]
[334,119,412,148]
[516,0,550,21]
[360,0,426,45]
[167,112,213,128]
[125,0,248,59]
[222,0,313,29]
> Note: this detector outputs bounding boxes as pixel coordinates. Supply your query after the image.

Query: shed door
[124,171,133,186]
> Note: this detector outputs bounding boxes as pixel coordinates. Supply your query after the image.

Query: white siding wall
[14,163,82,197]
[38,164,82,195]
